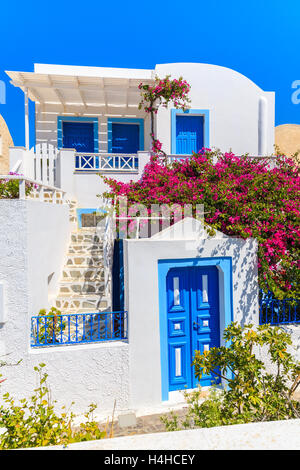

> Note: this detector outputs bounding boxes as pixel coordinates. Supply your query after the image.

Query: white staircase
[52,202,111,314]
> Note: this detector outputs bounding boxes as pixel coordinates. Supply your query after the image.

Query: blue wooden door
[63,122,95,153]
[166,266,220,391]
[176,115,204,154]
[111,123,139,153]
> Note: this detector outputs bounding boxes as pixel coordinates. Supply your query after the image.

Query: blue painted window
[111,123,140,154]
[166,266,220,391]
[176,115,204,155]
[62,121,95,153]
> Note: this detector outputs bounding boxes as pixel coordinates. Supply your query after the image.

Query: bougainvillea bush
[102,149,300,299]
[138,75,191,154]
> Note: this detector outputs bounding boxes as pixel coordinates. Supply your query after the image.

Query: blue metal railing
[259,290,300,325]
[31,311,128,348]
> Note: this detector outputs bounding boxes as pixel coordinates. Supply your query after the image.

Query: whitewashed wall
[155,63,275,156]
[58,150,151,208]
[124,220,259,407]
[0,200,129,414]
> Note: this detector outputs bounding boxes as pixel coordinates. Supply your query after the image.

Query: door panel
[166,266,220,392]
[176,115,204,155]
[166,269,192,391]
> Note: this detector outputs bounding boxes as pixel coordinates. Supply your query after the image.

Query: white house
[6,62,275,208]
[0,62,277,416]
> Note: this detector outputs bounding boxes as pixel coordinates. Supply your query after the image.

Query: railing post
[137,151,151,178]
[19,178,26,200]
[57,148,76,198]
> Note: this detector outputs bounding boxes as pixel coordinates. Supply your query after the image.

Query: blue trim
[57,116,99,152]
[31,311,128,347]
[76,208,107,228]
[171,109,210,155]
[112,239,124,312]
[158,257,233,401]
[107,117,144,153]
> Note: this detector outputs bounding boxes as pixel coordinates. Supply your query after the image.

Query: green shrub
[0,174,36,199]
[162,322,300,431]
[34,307,66,346]
[0,364,107,448]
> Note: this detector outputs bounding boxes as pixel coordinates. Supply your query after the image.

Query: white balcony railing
[0,174,66,203]
[75,153,139,172]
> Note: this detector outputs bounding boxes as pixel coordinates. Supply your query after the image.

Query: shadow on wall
[196,237,258,326]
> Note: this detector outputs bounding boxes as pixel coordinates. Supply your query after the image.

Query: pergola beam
[10,79,149,93]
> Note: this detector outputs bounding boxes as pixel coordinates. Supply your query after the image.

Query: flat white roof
[34,63,154,80]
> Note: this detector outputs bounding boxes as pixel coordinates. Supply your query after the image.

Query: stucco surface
[0,200,129,414]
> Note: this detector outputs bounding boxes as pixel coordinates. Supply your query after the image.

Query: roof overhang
[5,67,155,114]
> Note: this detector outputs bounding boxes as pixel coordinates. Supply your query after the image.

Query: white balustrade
[0,174,66,204]
[75,153,139,172]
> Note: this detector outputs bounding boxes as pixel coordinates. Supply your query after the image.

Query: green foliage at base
[0,364,106,449]
[161,322,300,431]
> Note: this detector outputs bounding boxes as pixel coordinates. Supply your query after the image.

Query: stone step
[70,232,104,244]
[75,227,105,233]
[68,244,103,255]
[62,266,104,281]
[59,279,105,295]
[65,254,104,267]
[54,295,109,312]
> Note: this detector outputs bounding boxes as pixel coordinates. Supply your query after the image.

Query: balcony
[75,152,139,172]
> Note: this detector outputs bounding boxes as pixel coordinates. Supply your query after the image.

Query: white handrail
[0,175,67,202]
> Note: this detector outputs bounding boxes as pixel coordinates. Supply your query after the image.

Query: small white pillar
[137,151,151,178]
[258,97,267,156]
[57,148,76,198]
[24,87,30,151]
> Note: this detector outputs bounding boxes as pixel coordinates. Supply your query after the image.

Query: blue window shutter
[111,123,140,153]
[62,122,95,153]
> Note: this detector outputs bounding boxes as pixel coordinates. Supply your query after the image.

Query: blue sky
[0,0,299,146]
